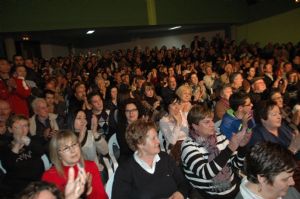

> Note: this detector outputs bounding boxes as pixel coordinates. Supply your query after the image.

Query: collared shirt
[133,151,160,174]
[239,178,282,199]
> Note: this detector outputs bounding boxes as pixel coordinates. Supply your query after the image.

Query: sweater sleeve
[111,163,133,199]
[86,161,108,199]
[14,78,31,98]
[166,154,191,198]
[159,118,180,145]
[181,139,234,180]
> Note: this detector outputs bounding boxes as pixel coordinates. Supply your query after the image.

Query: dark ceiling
[0,24,229,48]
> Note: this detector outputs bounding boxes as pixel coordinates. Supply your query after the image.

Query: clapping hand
[65,166,87,199]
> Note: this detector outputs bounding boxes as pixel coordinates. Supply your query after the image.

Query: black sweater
[112,152,190,199]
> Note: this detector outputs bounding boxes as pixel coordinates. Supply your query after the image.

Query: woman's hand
[91,114,98,134]
[65,166,86,199]
[168,191,184,199]
[289,130,300,154]
[153,101,161,110]
[172,112,182,126]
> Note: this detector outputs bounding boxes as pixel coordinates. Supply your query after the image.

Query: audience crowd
[0,34,300,198]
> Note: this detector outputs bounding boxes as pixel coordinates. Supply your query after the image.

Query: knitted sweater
[181,133,246,199]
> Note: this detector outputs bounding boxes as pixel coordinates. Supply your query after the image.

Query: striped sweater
[181,132,246,199]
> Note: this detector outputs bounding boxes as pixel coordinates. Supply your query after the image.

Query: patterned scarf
[189,129,232,192]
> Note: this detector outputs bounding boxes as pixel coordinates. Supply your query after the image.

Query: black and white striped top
[181,132,246,199]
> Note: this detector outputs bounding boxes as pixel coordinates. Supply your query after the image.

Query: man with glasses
[220,91,255,140]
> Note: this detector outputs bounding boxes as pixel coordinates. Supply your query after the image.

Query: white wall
[40,44,69,59]
[76,30,225,53]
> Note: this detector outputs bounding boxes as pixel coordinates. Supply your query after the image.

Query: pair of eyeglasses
[243,103,253,107]
[59,142,79,153]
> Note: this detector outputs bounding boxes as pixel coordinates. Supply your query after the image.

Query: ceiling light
[169,26,182,30]
[86,30,95,34]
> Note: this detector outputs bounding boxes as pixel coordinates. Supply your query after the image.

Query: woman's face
[145,87,154,98]
[11,119,29,140]
[271,93,283,108]
[168,101,180,116]
[249,67,256,77]
[58,138,81,166]
[125,103,139,124]
[138,128,160,156]
[262,171,295,198]
[262,105,282,129]
[110,88,118,99]
[233,74,243,88]
[74,111,87,132]
[192,116,215,138]
[180,89,192,103]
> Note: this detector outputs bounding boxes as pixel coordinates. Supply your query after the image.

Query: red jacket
[8,77,31,117]
[42,160,108,199]
[0,78,10,100]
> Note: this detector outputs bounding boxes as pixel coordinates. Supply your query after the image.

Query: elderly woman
[0,115,45,198]
[249,100,300,152]
[269,89,298,131]
[181,105,251,199]
[112,119,190,199]
[159,95,188,164]
[42,130,108,199]
[176,84,193,116]
[235,142,300,199]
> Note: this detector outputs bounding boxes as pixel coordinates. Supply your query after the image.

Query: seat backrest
[158,130,169,153]
[107,133,119,171]
[105,173,115,199]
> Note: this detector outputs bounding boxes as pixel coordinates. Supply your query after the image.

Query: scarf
[189,129,232,192]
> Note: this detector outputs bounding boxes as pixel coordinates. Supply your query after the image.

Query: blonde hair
[175,84,192,100]
[49,130,84,177]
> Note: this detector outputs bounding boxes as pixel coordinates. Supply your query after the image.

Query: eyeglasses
[243,103,253,107]
[59,142,79,153]
[125,109,138,114]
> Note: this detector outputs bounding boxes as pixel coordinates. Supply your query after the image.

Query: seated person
[220,91,255,140]
[235,142,300,199]
[112,119,190,199]
[0,115,45,198]
[86,92,110,139]
[42,130,108,199]
[214,84,232,122]
[159,95,188,164]
[29,98,62,150]
[67,109,108,172]
[181,105,251,199]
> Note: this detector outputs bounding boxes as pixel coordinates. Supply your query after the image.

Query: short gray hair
[31,98,47,113]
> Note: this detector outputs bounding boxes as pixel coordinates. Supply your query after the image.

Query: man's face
[265,64,273,74]
[35,101,49,119]
[75,85,86,101]
[0,60,11,74]
[25,59,34,69]
[14,56,24,66]
[253,79,266,93]
[91,95,103,112]
[0,100,11,122]
[168,77,177,90]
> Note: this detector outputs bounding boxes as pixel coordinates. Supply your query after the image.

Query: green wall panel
[236,8,300,45]
[155,0,247,24]
[0,0,148,32]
